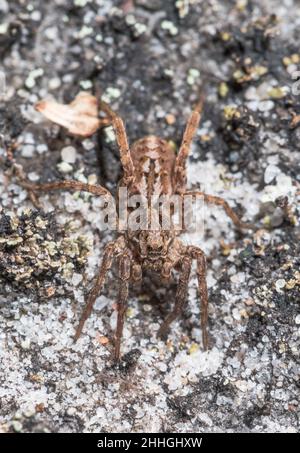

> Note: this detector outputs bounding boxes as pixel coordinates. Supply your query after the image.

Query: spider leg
[14,164,112,207]
[114,251,131,361]
[157,255,192,338]
[74,241,118,342]
[174,95,204,194]
[184,190,254,230]
[188,246,209,350]
[99,100,135,184]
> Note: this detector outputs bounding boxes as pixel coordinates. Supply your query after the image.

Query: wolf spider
[17,96,253,361]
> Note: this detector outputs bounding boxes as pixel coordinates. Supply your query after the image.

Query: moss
[0,210,91,293]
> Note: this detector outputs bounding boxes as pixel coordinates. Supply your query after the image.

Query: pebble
[264,164,281,184]
[28,172,39,182]
[275,279,286,293]
[161,20,178,36]
[61,146,77,164]
[0,23,8,34]
[80,80,93,90]
[37,144,48,154]
[165,113,176,125]
[57,162,73,173]
[104,126,116,143]
[21,144,35,158]
[48,77,61,90]
[74,0,90,6]
[21,338,31,350]
[295,315,300,325]
[45,27,57,41]
[25,68,44,89]
[258,100,275,112]
[176,0,190,18]
[67,407,76,416]
[71,273,83,286]
[157,362,168,372]
[88,174,97,185]
[102,87,121,103]
[31,10,42,22]
[0,0,8,13]
[78,25,93,39]
[95,34,103,42]
[12,421,23,432]
[133,23,147,37]
[125,14,136,26]
[187,68,200,85]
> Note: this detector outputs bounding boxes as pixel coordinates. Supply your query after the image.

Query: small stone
[102,87,121,103]
[104,126,116,143]
[67,407,76,416]
[275,279,286,293]
[176,0,190,18]
[57,162,73,173]
[268,86,287,99]
[21,144,35,158]
[98,336,109,345]
[295,315,300,325]
[61,146,77,164]
[133,23,147,37]
[21,338,31,349]
[46,287,55,298]
[157,362,167,372]
[48,77,61,90]
[88,174,97,185]
[25,68,44,89]
[0,23,8,34]
[187,68,200,85]
[12,421,23,432]
[165,113,176,125]
[36,144,48,154]
[189,343,199,354]
[71,273,82,286]
[78,25,93,39]
[264,164,281,184]
[80,80,93,90]
[218,82,229,98]
[235,380,248,392]
[45,27,57,40]
[236,0,248,11]
[95,34,103,42]
[74,0,90,6]
[31,10,41,21]
[161,20,178,36]
[258,100,274,112]
[0,0,9,14]
[125,14,136,26]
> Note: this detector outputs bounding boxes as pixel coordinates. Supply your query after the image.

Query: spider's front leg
[174,95,204,194]
[74,240,118,342]
[188,246,209,350]
[99,100,135,185]
[14,163,111,208]
[157,255,192,339]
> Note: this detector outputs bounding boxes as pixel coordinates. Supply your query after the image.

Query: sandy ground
[0,0,299,433]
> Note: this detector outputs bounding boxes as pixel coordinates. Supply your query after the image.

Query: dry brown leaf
[35,91,109,137]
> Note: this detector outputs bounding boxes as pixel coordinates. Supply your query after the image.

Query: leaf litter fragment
[35,91,110,137]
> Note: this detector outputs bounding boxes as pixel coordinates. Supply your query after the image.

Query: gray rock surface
[0,0,299,433]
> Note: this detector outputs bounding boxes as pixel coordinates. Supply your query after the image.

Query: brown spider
[16,94,253,361]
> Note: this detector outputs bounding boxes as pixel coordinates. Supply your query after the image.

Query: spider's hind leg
[114,251,132,362]
[157,255,192,339]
